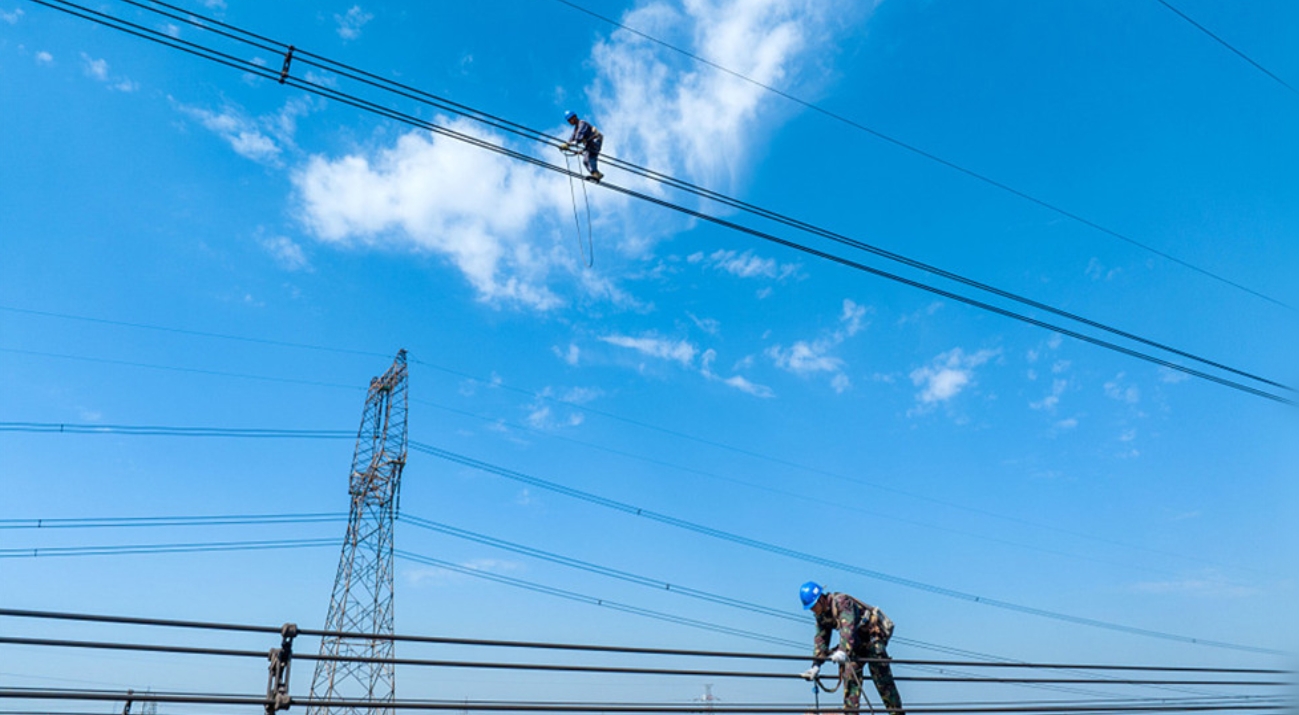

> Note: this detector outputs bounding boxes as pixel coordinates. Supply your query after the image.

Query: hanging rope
[816,665,875,715]
[561,148,594,268]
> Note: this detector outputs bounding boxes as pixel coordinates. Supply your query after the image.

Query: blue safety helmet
[564,110,577,122]
[799,581,823,610]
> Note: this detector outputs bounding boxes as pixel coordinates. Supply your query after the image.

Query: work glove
[800,665,820,681]
[829,649,848,665]
[560,142,570,151]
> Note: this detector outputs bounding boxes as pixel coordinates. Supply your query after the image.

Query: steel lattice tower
[309,350,408,715]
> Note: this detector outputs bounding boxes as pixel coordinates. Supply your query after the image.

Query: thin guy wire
[406,441,1285,656]
[1153,0,1299,96]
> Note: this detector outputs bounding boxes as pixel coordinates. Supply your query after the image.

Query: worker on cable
[561,110,603,183]
[799,582,906,715]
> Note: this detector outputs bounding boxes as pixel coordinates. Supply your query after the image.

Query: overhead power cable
[0,305,1269,576]
[1153,0,1299,97]
[0,512,347,529]
[406,441,1284,656]
[0,688,1292,713]
[393,513,1266,697]
[0,538,337,559]
[0,416,1279,656]
[0,635,1286,687]
[0,347,363,392]
[408,400,1242,581]
[27,0,1294,405]
[123,0,1295,396]
[549,0,1290,310]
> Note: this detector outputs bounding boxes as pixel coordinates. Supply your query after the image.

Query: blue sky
[2,0,1298,708]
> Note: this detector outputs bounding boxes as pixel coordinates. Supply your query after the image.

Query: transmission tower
[309,350,409,715]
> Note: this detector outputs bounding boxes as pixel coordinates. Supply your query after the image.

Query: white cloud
[80,53,139,92]
[687,312,720,335]
[699,348,774,397]
[601,333,698,366]
[335,5,373,40]
[909,348,1000,410]
[698,249,799,280]
[554,343,581,366]
[35,51,53,65]
[767,340,843,374]
[766,298,867,390]
[81,53,109,81]
[290,0,851,311]
[1158,367,1190,384]
[1030,378,1068,411]
[200,0,226,9]
[295,123,575,309]
[1,7,23,24]
[1103,372,1141,404]
[588,0,849,191]
[1055,417,1078,430]
[1131,572,1259,599]
[1085,257,1121,281]
[260,235,311,271]
[182,104,281,163]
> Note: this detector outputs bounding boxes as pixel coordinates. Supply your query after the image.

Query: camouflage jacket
[812,593,894,662]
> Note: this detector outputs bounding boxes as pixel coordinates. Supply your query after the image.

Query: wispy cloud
[1103,372,1141,404]
[688,249,799,280]
[766,299,868,392]
[1030,378,1068,411]
[1131,572,1259,599]
[34,51,53,65]
[909,347,1000,412]
[259,234,311,272]
[701,349,774,398]
[80,53,138,91]
[176,97,315,167]
[1,7,22,24]
[335,5,373,40]
[1085,257,1121,282]
[553,343,581,366]
[601,333,698,366]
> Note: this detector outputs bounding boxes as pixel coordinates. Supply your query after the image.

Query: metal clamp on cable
[265,623,297,715]
[278,45,295,85]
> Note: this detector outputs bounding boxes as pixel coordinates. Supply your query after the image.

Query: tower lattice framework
[309,350,408,715]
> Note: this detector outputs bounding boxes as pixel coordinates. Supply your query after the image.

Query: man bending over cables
[799,582,906,714]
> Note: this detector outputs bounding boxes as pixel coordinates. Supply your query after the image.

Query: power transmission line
[24,0,1294,405]
[0,414,1281,654]
[0,297,1273,575]
[549,0,1290,310]
[1153,0,1299,97]
[0,513,346,529]
[0,538,337,558]
[0,687,1291,713]
[0,511,1249,697]
[405,441,1284,656]
[0,347,364,392]
[0,416,1265,580]
[1,634,1283,686]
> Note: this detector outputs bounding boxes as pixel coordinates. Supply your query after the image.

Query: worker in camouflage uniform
[798,582,905,715]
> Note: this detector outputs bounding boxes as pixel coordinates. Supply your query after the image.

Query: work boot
[589,170,604,182]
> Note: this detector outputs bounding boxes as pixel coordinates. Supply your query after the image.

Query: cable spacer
[265,622,298,714]
[278,45,295,85]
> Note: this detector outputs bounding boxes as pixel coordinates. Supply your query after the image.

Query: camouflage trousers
[842,640,905,715]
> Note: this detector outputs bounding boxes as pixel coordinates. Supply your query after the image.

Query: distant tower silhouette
[308,351,409,715]
[695,684,720,711]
